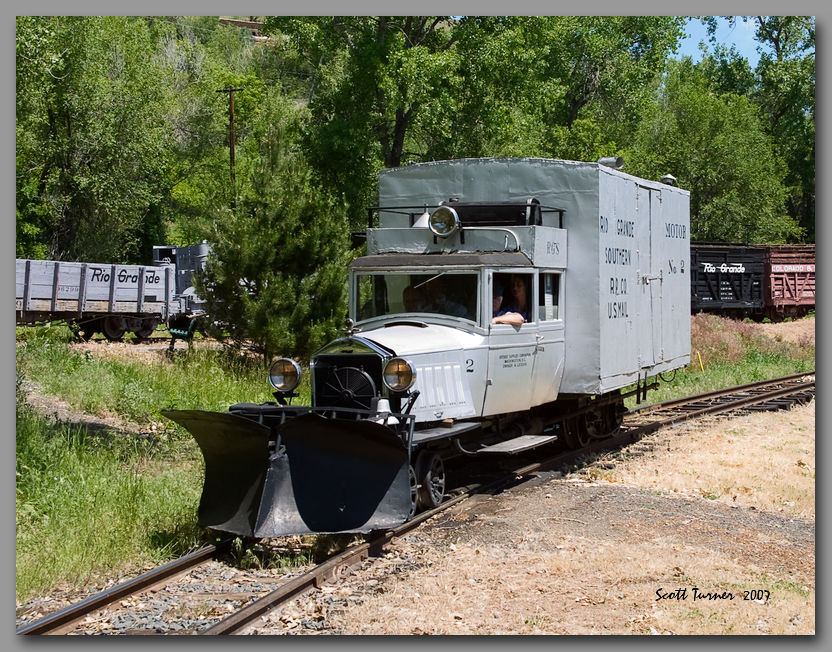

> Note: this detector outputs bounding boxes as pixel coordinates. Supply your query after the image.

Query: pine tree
[197,94,351,361]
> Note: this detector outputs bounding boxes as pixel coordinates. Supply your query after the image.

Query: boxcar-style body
[765,245,815,319]
[690,243,766,316]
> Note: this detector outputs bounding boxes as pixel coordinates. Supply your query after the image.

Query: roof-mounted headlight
[268,358,302,392]
[428,206,460,238]
[382,357,417,393]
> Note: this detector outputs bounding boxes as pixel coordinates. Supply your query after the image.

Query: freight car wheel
[416,451,446,510]
[101,316,126,341]
[132,319,159,342]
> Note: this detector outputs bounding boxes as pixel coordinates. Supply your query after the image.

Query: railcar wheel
[606,403,624,433]
[416,451,445,510]
[583,409,606,439]
[563,417,590,449]
[132,319,159,341]
[101,316,126,341]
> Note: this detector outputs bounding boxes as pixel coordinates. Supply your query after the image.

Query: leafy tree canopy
[626,58,802,243]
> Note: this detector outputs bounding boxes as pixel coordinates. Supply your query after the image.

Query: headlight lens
[428,206,460,238]
[268,358,302,392]
[382,357,417,392]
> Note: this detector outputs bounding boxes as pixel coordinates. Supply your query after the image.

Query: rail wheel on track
[415,451,446,510]
[131,319,159,342]
[408,465,419,518]
[101,316,126,341]
[563,416,589,449]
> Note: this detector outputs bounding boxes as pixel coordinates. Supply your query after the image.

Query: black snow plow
[163,404,415,537]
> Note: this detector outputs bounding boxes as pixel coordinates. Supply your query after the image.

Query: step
[412,421,481,444]
[476,433,558,454]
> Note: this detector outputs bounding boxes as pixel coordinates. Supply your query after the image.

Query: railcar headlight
[268,358,302,392]
[428,206,460,238]
[382,357,417,392]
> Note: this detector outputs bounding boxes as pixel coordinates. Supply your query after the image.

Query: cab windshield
[355,271,479,322]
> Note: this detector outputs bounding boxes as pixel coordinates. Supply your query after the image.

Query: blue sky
[675,17,764,67]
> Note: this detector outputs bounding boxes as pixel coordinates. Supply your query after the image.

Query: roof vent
[597,156,624,169]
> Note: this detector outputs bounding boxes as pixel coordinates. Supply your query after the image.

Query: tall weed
[16,402,206,602]
[642,315,814,405]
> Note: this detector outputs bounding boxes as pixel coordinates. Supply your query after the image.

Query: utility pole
[216,85,245,207]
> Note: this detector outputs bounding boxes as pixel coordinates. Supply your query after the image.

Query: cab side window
[538,273,561,321]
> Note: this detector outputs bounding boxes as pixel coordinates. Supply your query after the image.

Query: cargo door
[636,186,661,369]
[648,190,664,364]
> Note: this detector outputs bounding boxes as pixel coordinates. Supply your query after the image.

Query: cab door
[529,271,565,406]
[482,270,538,416]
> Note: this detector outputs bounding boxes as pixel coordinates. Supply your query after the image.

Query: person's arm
[491,312,525,326]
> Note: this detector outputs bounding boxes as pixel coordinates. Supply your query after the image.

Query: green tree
[749,16,815,241]
[262,17,461,228]
[197,92,351,361]
[626,58,801,243]
[435,16,685,161]
[146,17,274,248]
[261,16,685,224]
[16,16,173,262]
[696,16,815,241]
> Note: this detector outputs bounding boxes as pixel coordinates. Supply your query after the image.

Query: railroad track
[17,371,814,635]
[622,371,815,436]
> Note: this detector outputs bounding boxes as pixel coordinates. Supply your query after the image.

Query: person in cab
[492,274,528,326]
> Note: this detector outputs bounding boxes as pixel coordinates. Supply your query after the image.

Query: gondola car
[15,243,209,340]
[164,157,691,538]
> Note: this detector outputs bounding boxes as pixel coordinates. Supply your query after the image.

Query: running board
[476,434,558,454]
[413,421,481,445]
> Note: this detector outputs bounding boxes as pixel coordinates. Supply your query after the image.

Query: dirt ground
[19,318,815,635]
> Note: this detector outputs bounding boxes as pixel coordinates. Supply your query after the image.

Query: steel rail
[16,539,234,635]
[205,423,659,635]
[623,374,814,438]
[629,371,814,414]
[202,487,483,634]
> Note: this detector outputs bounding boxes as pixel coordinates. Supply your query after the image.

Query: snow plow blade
[163,410,271,536]
[254,413,411,536]
[163,409,411,537]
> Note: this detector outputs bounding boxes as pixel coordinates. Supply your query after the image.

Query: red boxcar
[764,244,815,319]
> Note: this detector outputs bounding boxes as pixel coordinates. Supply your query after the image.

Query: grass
[626,313,814,407]
[15,326,282,425]
[14,325,300,605]
[16,401,205,601]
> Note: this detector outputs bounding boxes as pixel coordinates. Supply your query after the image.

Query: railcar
[764,244,815,320]
[689,242,815,320]
[164,157,691,538]
[690,243,766,318]
[15,243,208,341]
